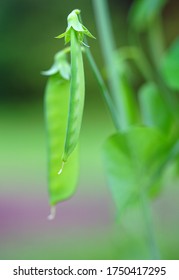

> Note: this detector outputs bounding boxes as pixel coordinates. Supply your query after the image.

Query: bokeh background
[0,0,179,259]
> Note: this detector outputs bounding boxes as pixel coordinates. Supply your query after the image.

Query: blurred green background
[0,0,179,259]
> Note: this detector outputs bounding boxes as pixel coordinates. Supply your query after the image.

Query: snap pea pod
[44,52,78,219]
[56,9,95,171]
[62,28,84,163]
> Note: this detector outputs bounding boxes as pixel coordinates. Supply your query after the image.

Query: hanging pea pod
[61,28,85,163]
[43,10,95,218]
[56,9,95,170]
[43,51,78,219]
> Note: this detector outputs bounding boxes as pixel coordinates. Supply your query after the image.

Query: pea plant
[43,0,179,259]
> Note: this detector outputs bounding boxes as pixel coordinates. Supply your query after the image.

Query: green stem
[130,30,177,116]
[116,46,153,82]
[84,48,120,130]
[141,192,160,260]
[147,15,165,66]
[147,15,177,113]
[92,0,130,131]
[78,12,120,129]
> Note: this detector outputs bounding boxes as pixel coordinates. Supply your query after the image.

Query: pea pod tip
[47,206,56,220]
[58,161,65,175]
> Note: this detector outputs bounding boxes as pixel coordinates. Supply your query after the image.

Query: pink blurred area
[0,180,116,259]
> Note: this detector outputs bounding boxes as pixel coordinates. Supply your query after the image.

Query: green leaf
[129,0,167,31]
[103,126,168,216]
[138,82,172,133]
[161,38,179,91]
[44,74,79,206]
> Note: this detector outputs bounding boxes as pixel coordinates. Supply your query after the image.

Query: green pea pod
[44,72,78,219]
[56,10,95,166]
[62,29,85,162]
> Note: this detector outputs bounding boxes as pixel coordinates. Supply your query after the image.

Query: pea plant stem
[116,46,154,82]
[130,29,177,116]
[141,192,160,260]
[79,11,120,130]
[92,0,130,131]
[147,15,178,113]
[85,47,120,130]
[147,15,165,67]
